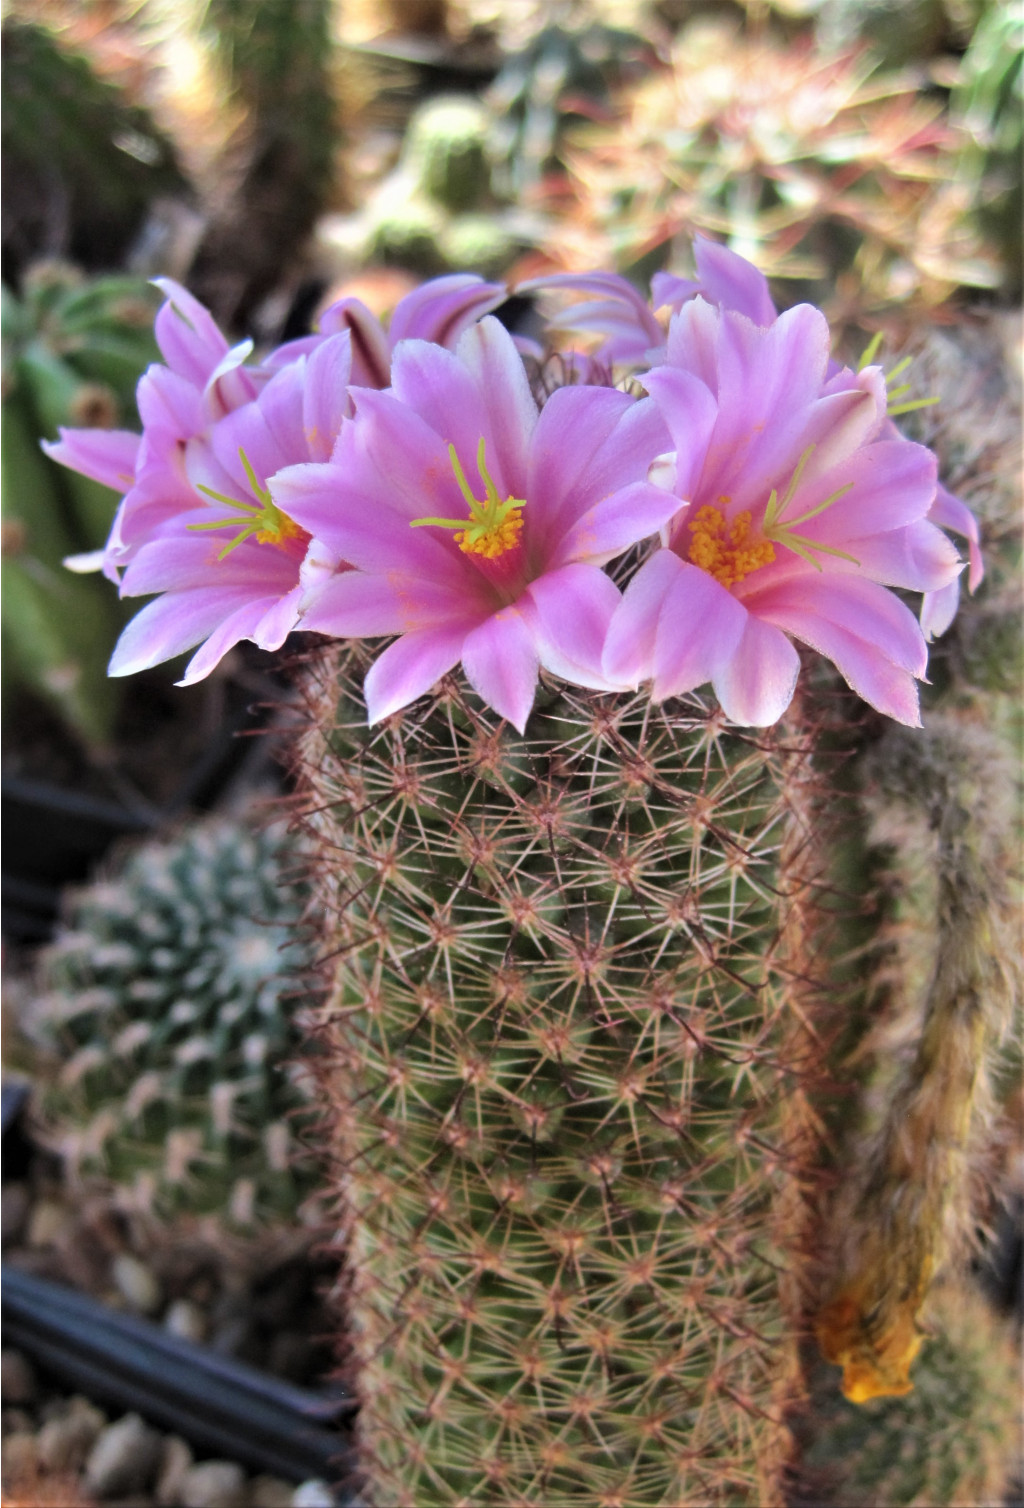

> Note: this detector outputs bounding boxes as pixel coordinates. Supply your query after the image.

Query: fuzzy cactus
[404,96,492,215]
[298,653,829,1504]
[33,818,316,1229]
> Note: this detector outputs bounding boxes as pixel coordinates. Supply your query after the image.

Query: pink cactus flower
[106,336,351,685]
[604,296,964,727]
[271,316,677,732]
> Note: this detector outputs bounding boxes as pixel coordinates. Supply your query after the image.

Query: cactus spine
[299,647,836,1505]
[34,818,316,1228]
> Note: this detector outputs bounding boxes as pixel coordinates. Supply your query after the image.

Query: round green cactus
[34,818,317,1228]
[403,95,492,213]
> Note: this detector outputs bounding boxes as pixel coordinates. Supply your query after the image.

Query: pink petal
[517,271,665,364]
[528,387,670,563]
[603,549,685,686]
[42,429,140,492]
[455,317,538,489]
[203,339,260,418]
[637,367,718,503]
[920,578,960,640]
[108,586,259,676]
[136,365,206,446]
[461,608,540,732]
[795,439,937,547]
[317,297,392,388]
[711,615,801,726]
[692,236,778,326]
[520,564,622,690]
[388,274,507,347]
[835,519,962,592]
[152,279,230,386]
[652,562,749,702]
[928,483,983,592]
[549,480,683,570]
[177,596,287,685]
[748,574,927,723]
[270,462,471,586]
[299,566,479,637]
[302,332,353,462]
[664,298,722,391]
[120,535,296,597]
[364,622,476,724]
[389,336,522,501]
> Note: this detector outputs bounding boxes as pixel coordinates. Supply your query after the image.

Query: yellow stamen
[190,448,302,558]
[411,438,526,560]
[688,505,775,588]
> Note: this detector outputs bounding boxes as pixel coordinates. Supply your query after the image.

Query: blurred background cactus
[2,266,160,747]
[28,818,317,1229]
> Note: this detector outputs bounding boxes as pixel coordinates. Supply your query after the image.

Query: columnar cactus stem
[298,647,837,1506]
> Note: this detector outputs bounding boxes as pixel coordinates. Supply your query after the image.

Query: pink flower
[604,297,963,726]
[107,336,351,685]
[272,316,677,732]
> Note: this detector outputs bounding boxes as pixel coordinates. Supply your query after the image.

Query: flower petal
[711,615,801,726]
[388,273,507,347]
[455,317,538,490]
[177,595,287,685]
[364,622,476,724]
[920,578,960,640]
[302,331,353,462]
[108,586,257,676]
[652,562,750,702]
[317,297,391,388]
[462,608,540,732]
[152,279,230,387]
[928,483,983,592]
[300,566,478,637]
[637,366,718,504]
[550,479,683,570]
[520,564,622,690]
[603,549,686,686]
[42,429,140,492]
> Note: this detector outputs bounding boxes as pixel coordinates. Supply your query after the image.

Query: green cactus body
[35,819,315,1228]
[299,647,832,1506]
[404,96,492,214]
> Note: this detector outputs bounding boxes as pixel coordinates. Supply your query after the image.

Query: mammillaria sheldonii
[44,245,1018,1506]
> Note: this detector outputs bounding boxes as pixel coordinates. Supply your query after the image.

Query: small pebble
[1,1182,30,1246]
[155,1434,194,1506]
[84,1412,162,1500]
[292,1480,335,1508]
[26,1197,67,1247]
[37,1395,107,1474]
[250,1474,296,1507]
[112,1253,163,1315]
[0,1348,37,1405]
[179,1458,247,1508]
[164,1297,208,1344]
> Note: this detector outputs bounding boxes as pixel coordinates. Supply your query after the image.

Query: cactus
[802,1282,1022,1507]
[1,266,159,745]
[404,95,492,215]
[539,13,1002,327]
[32,818,317,1229]
[296,648,836,1505]
[1,15,185,280]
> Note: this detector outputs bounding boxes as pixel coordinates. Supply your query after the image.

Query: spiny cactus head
[34,817,316,1229]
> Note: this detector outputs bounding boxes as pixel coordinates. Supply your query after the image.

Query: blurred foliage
[1,15,187,282]
[188,0,342,328]
[2,265,160,749]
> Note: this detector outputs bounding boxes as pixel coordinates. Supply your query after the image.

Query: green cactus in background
[801,1283,1022,1507]
[404,95,492,214]
[952,0,1024,296]
[0,15,187,281]
[1,266,159,746]
[33,818,317,1229]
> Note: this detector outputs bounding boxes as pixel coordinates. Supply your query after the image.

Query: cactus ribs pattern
[298,645,833,1506]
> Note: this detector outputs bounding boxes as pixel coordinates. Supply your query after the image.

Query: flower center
[411,437,525,559]
[190,448,304,559]
[688,505,775,588]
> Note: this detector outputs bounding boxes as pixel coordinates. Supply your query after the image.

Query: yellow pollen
[688,505,775,588]
[255,514,303,547]
[455,510,524,558]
